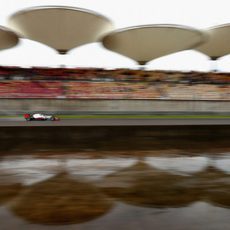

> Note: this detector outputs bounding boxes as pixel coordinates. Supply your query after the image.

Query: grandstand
[0,66,229,100]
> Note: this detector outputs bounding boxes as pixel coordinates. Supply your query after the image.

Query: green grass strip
[59,114,230,119]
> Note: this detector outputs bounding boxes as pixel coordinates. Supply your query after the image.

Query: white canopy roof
[102,24,206,65]
[196,24,230,60]
[8,6,114,54]
[0,26,19,51]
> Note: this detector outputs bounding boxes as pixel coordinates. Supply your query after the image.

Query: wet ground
[0,138,230,230]
[1,124,230,230]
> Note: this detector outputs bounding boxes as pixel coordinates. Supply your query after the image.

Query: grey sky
[0,0,229,71]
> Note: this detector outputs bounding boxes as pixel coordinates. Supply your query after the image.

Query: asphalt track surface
[0,118,230,126]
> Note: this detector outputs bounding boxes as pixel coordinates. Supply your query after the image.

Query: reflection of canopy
[0,26,19,51]
[192,166,230,208]
[9,172,113,225]
[196,24,230,60]
[0,184,22,205]
[0,170,23,205]
[102,24,206,65]
[8,6,113,54]
[101,163,230,209]
[101,161,198,208]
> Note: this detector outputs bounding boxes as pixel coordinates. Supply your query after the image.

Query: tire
[26,118,31,121]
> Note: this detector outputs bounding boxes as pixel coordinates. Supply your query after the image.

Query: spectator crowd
[0,66,229,100]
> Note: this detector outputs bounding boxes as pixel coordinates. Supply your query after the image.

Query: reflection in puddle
[9,172,113,225]
[0,153,230,229]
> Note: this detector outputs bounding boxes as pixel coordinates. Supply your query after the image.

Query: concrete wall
[1,99,230,114]
[1,125,230,153]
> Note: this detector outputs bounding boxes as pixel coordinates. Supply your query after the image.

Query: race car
[24,113,60,121]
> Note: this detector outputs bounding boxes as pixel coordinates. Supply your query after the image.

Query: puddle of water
[0,150,230,230]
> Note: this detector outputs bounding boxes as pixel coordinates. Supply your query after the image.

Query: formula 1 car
[24,113,60,121]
